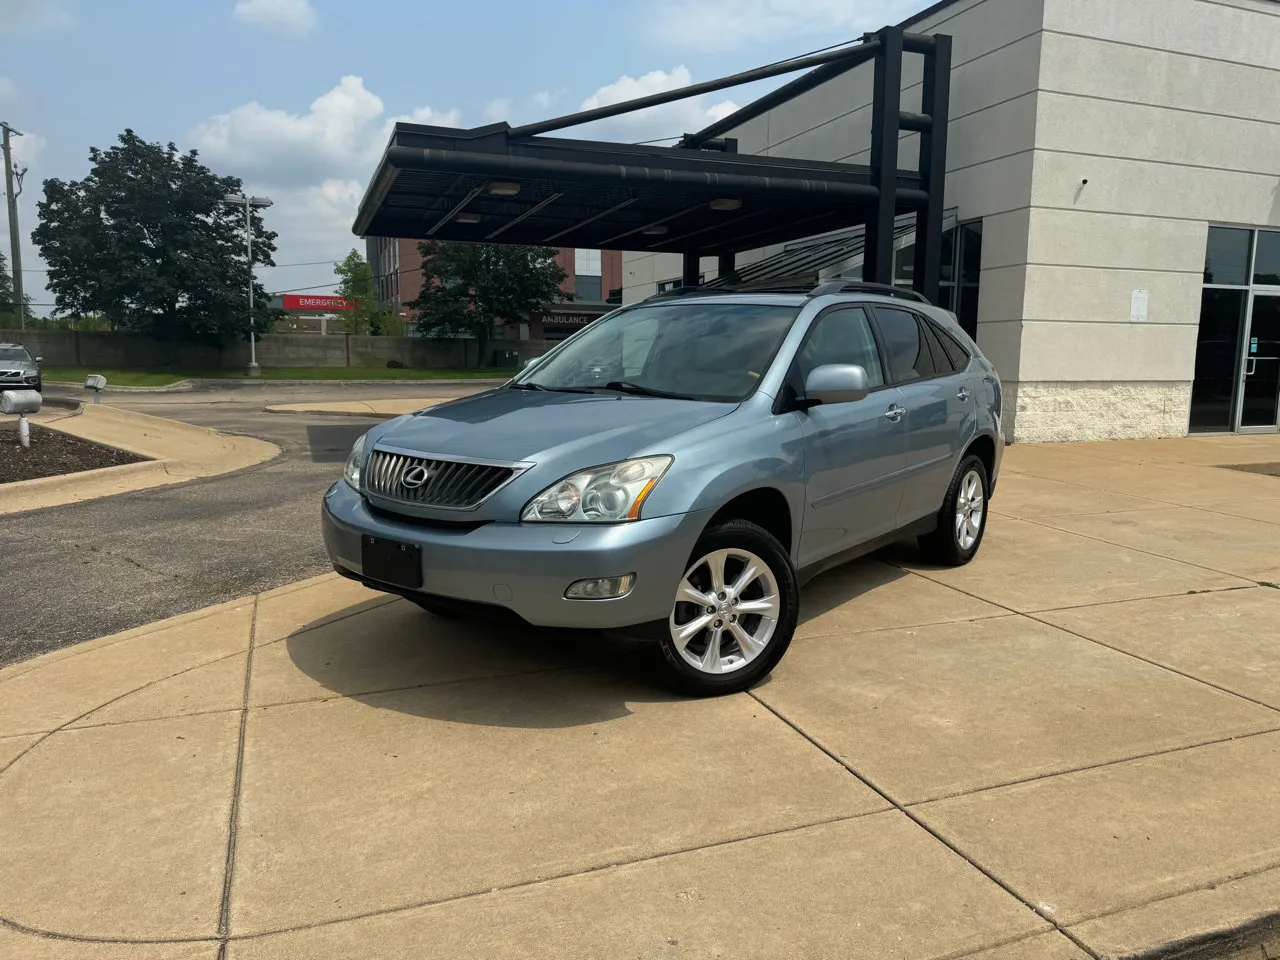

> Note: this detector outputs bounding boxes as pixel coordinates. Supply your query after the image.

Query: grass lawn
[41,366,511,386]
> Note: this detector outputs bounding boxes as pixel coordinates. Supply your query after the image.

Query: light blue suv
[323,282,1003,695]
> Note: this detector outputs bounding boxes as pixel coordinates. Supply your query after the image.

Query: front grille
[364,450,517,509]
[0,370,23,381]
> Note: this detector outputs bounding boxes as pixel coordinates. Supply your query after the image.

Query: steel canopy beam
[507,41,880,140]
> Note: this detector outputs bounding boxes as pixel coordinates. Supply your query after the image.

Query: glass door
[1239,293,1280,431]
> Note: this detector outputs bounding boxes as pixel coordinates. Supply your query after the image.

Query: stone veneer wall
[1002,381,1192,443]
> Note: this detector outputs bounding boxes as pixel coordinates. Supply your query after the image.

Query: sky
[0,0,925,311]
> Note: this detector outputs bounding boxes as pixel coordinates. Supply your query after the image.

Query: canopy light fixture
[641,225,669,235]
[455,212,483,224]
[709,198,742,211]
[488,182,522,196]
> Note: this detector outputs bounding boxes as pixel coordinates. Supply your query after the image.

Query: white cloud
[483,98,512,124]
[647,0,924,50]
[572,67,737,143]
[191,75,460,187]
[233,0,319,35]
[189,78,461,297]
[531,91,558,112]
[0,0,74,34]
[0,77,16,102]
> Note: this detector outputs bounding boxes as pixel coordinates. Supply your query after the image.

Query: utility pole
[1,122,25,331]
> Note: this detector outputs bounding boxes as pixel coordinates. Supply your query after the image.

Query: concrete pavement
[2,433,1279,958]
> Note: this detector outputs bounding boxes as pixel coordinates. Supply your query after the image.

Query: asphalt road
[0,381,492,667]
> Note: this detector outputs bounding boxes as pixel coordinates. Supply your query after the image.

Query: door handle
[884,404,905,423]
[956,387,972,402]
[1246,358,1256,376]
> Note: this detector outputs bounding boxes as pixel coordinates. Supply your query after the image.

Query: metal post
[865,27,904,286]
[718,253,736,284]
[913,34,952,304]
[1,123,25,330]
[682,252,701,288]
[18,413,29,447]
[243,200,260,376]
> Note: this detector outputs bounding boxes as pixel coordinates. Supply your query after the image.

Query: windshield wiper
[508,382,596,395]
[602,381,696,400]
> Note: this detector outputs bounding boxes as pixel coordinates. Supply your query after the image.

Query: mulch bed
[0,421,148,483]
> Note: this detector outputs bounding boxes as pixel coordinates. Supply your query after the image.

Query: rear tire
[656,519,798,696]
[918,454,989,566]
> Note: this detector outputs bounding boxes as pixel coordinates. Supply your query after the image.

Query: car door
[870,305,975,525]
[794,305,909,567]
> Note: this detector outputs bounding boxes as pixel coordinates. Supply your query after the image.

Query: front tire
[657,519,798,696]
[918,454,989,566]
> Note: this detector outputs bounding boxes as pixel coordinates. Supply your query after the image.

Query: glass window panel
[797,307,886,387]
[1189,288,1246,432]
[894,242,916,282]
[1252,230,1280,286]
[1204,227,1252,286]
[875,307,935,381]
[959,222,983,283]
[575,275,602,301]
[939,228,957,284]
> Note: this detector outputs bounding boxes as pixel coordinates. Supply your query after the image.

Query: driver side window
[797,306,885,388]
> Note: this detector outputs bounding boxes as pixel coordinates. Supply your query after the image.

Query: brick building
[365,239,621,341]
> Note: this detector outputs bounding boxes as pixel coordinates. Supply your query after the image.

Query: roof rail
[642,285,719,302]
[809,281,931,304]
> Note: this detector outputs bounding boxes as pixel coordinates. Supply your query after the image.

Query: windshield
[0,347,31,362]
[516,301,800,402]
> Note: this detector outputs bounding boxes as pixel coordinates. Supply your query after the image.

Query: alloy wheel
[668,548,780,675]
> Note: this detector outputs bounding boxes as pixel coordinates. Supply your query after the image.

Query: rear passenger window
[919,321,954,374]
[932,322,972,371]
[798,306,885,387]
[874,307,935,382]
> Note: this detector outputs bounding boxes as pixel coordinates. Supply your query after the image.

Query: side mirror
[34,356,43,363]
[521,355,544,371]
[804,364,869,406]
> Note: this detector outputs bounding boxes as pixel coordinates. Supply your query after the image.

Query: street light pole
[223,192,272,377]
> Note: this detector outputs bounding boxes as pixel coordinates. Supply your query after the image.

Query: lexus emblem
[400,465,431,489]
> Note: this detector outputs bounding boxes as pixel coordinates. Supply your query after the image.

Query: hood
[373,388,735,467]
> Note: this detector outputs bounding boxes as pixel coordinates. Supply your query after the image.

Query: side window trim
[789,303,891,397]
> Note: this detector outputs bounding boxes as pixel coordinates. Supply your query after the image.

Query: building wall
[1009,0,1280,440]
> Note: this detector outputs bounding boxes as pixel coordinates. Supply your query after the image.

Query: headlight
[343,433,367,489]
[522,456,672,523]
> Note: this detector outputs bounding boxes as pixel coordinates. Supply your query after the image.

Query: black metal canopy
[353,24,952,300]
[354,125,927,256]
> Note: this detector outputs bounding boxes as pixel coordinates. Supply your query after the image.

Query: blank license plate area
[361,535,422,588]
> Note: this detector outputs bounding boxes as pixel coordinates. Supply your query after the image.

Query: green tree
[32,129,277,342]
[410,242,567,364]
[333,248,393,335]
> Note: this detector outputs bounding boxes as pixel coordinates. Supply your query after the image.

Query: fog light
[565,574,635,600]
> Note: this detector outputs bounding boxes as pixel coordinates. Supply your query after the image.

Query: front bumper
[322,480,712,629]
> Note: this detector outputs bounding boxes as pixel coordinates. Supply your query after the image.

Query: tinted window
[0,346,30,361]
[1204,227,1252,286]
[1254,230,1280,286]
[931,322,971,372]
[874,307,935,382]
[797,307,885,387]
[919,321,953,374]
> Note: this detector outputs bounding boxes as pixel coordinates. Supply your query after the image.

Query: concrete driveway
[1,433,1279,959]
